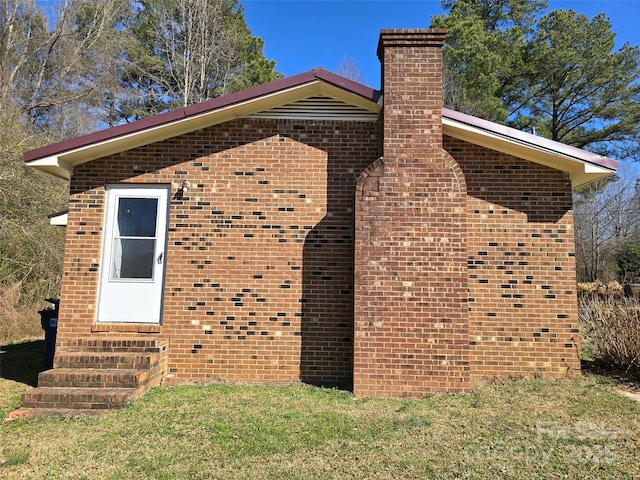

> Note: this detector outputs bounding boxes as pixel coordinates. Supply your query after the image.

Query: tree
[432,1,640,160]
[336,55,365,84]
[573,164,640,282]
[615,243,640,284]
[0,104,67,310]
[0,0,127,140]
[432,0,546,120]
[115,0,281,121]
[512,10,640,160]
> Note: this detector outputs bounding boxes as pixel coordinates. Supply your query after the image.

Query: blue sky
[242,0,640,89]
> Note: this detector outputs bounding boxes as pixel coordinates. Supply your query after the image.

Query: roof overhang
[25,71,381,180]
[442,109,617,188]
[49,212,68,226]
[25,68,616,190]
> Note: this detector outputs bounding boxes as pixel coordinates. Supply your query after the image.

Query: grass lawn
[1,343,640,479]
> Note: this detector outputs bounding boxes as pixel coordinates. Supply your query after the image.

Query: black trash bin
[39,298,59,370]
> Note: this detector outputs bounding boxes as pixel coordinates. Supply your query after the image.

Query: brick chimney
[353,29,470,397]
[377,29,447,159]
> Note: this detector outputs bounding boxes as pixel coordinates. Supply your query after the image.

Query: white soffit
[27,157,73,180]
[49,212,68,226]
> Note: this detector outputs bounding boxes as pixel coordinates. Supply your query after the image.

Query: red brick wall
[353,30,470,397]
[447,136,581,380]
[57,117,581,391]
[59,118,379,387]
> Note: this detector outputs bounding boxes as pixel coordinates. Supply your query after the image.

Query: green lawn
[1,342,639,479]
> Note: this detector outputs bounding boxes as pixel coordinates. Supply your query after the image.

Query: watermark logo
[536,421,617,442]
[537,421,617,465]
[463,421,618,466]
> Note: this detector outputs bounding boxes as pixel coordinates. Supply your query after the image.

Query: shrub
[0,283,43,345]
[577,281,623,296]
[578,293,640,377]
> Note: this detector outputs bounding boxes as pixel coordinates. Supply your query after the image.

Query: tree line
[2,0,280,138]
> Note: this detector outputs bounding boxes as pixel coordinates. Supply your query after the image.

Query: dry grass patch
[0,284,43,345]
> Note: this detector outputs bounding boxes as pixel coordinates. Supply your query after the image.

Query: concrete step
[67,337,167,353]
[21,387,137,410]
[54,352,158,370]
[38,368,149,389]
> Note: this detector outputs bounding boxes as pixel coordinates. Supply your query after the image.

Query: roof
[25,68,616,188]
[25,69,380,180]
[442,109,617,188]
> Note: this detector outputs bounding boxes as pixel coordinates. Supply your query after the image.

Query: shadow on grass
[0,340,45,387]
[581,359,640,391]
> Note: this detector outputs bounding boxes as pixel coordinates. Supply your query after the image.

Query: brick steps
[54,352,157,369]
[21,386,138,409]
[38,368,149,388]
[67,337,165,353]
[5,336,168,421]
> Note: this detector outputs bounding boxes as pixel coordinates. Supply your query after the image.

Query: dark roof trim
[47,210,68,219]
[442,108,617,171]
[25,68,380,163]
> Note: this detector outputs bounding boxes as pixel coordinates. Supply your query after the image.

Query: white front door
[97,185,169,323]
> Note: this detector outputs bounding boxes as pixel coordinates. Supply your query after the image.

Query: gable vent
[246,94,379,121]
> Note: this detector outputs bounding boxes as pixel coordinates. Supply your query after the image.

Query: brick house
[20,29,617,407]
